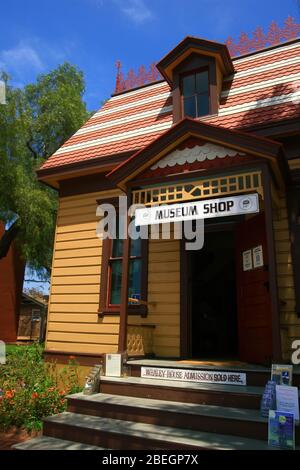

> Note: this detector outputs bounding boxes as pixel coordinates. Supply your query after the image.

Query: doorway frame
[180,220,238,359]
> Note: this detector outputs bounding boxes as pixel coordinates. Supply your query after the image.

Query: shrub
[0,344,81,431]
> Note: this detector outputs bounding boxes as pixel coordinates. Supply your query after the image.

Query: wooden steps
[66,392,271,442]
[41,411,278,450]
[14,436,104,450]
[16,361,300,450]
[100,376,263,409]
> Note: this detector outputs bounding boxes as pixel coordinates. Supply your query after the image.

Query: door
[189,230,238,358]
[236,212,272,364]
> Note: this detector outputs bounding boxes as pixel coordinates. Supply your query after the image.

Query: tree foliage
[0,63,89,276]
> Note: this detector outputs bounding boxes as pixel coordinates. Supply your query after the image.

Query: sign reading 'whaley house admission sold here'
[141,367,247,386]
[135,193,259,226]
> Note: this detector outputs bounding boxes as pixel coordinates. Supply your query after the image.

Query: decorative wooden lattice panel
[127,325,155,356]
[133,171,263,207]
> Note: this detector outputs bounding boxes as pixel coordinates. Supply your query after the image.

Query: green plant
[0,344,81,431]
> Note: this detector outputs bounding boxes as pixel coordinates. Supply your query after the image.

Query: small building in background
[17,293,47,342]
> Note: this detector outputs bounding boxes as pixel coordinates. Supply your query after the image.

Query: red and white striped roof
[40,39,300,171]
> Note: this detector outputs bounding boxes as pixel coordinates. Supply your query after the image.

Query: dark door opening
[188,229,238,358]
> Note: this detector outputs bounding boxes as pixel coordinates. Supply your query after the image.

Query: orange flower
[47,387,55,393]
[59,390,66,396]
[5,390,15,399]
[32,392,39,399]
[69,355,75,360]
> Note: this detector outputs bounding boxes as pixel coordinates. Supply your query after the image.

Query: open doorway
[188,228,238,359]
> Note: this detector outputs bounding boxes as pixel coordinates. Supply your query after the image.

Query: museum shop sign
[135,193,259,226]
[141,366,247,386]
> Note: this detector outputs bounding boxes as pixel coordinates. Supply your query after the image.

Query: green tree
[0,63,89,276]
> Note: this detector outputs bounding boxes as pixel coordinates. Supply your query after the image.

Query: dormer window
[181,69,209,118]
[156,37,234,124]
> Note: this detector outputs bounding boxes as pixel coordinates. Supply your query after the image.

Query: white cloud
[0,41,44,77]
[119,0,153,24]
[89,0,153,24]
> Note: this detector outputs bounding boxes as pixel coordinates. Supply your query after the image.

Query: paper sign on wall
[253,245,264,268]
[105,353,122,377]
[242,250,253,271]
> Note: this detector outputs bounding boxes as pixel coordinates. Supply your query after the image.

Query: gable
[137,137,259,180]
[107,118,285,190]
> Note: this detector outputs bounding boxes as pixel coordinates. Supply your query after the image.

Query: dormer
[157,37,234,123]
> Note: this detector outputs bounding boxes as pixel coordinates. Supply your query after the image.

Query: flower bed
[0,344,81,431]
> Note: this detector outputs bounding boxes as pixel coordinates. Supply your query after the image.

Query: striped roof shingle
[40,40,300,172]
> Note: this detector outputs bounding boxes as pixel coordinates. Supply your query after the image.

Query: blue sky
[1,0,299,111]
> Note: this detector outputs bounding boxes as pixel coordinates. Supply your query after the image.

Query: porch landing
[127,358,300,387]
[128,358,271,372]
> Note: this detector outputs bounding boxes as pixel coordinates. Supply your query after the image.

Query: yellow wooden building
[38,36,300,367]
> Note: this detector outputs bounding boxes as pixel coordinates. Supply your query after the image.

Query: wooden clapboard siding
[47,332,118,345]
[46,342,118,354]
[48,322,120,334]
[128,233,180,358]
[53,258,101,268]
[273,193,300,360]
[51,285,101,294]
[52,275,101,285]
[45,189,122,356]
[50,313,120,324]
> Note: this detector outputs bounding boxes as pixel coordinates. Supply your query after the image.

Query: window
[181,69,209,118]
[108,237,142,306]
[31,309,41,321]
[99,225,148,317]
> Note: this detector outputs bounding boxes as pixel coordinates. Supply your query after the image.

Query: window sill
[98,304,148,318]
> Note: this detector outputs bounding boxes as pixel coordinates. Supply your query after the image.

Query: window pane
[110,260,122,304]
[128,259,142,303]
[182,75,195,97]
[197,94,209,116]
[112,239,123,258]
[130,237,141,257]
[184,96,196,117]
[196,71,208,93]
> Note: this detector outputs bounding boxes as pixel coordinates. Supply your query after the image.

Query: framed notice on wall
[253,245,264,268]
[242,250,253,271]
